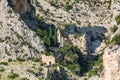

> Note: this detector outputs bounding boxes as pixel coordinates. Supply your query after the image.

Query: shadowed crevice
[62,25,107,56]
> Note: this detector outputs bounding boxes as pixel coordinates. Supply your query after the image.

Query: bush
[110,25,118,33]
[49,0,59,8]
[87,54,103,78]
[0,38,5,42]
[26,69,35,74]
[33,58,40,62]
[0,62,8,65]
[75,0,79,3]
[112,35,120,45]
[8,58,12,62]
[39,67,43,72]
[59,45,72,53]
[20,77,29,80]
[0,68,5,72]
[44,50,53,56]
[17,57,25,62]
[65,4,73,11]
[8,72,19,79]
[115,14,120,25]
[37,29,44,37]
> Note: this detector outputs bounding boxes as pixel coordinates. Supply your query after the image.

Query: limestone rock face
[102,1,120,79]
[103,46,120,80]
[57,29,64,47]
[0,0,44,61]
[69,26,107,55]
[69,34,88,55]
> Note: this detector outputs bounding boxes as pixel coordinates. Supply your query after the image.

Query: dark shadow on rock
[7,0,54,32]
[49,67,70,80]
[62,25,107,56]
[7,0,58,49]
[72,47,103,76]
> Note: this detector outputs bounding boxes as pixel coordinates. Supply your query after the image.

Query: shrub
[108,0,112,9]
[8,72,19,79]
[44,50,53,56]
[49,0,59,8]
[112,35,120,45]
[0,62,8,65]
[115,14,120,25]
[26,69,35,74]
[0,68,5,72]
[33,58,40,62]
[75,0,79,3]
[37,29,44,37]
[0,38,5,42]
[17,57,25,62]
[110,25,118,33]
[87,54,103,78]
[8,58,12,62]
[65,4,73,11]
[39,67,43,72]
[20,77,29,80]
[59,45,72,53]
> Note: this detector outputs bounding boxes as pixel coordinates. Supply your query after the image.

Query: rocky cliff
[103,45,120,80]
[102,1,120,80]
[0,0,44,61]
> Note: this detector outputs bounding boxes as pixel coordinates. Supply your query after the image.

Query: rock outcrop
[101,1,120,80]
[69,26,107,55]
[103,45,120,80]
[57,29,64,47]
[0,0,44,61]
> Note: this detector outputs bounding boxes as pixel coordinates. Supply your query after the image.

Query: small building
[41,54,55,65]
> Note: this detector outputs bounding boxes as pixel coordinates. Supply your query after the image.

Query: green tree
[49,27,53,38]
[110,25,118,33]
[37,29,43,37]
[43,36,51,46]
[115,14,120,25]
[112,35,120,45]
[53,28,57,46]
[8,72,19,79]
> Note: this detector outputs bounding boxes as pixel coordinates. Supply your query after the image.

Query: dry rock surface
[103,45,120,80]
[0,0,44,61]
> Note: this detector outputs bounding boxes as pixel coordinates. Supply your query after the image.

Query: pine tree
[37,28,43,36]
[49,27,53,38]
[53,28,57,46]
[43,36,51,47]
